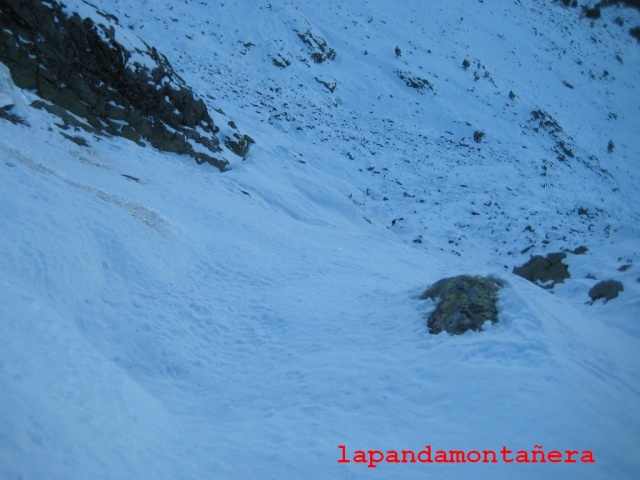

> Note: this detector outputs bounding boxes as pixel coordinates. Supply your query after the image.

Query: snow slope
[1,1,639,479]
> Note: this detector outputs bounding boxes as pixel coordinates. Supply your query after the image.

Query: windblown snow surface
[1,1,640,478]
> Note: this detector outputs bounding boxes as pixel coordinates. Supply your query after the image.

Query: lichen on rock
[421,275,504,335]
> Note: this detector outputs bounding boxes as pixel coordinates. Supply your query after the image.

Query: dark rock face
[421,275,503,335]
[513,253,570,289]
[588,280,624,303]
[0,0,251,170]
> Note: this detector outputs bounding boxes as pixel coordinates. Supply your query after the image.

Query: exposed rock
[224,133,255,159]
[0,0,251,170]
[315,76,337,93]
[421,275,503,335]
[272,54,291,68]
[395,70,434,93]
[513,252,570,289]
[588,280,624,303]
[0,106,26,125]
[295,29,336,63]
[529,109,574,163]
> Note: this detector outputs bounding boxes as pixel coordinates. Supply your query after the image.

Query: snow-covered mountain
[1,1,639,478]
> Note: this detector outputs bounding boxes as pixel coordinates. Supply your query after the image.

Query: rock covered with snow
[0,60,28,125]
[0,60,27,116]
[0,61,23,109]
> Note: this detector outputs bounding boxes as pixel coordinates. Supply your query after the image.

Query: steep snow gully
[1,1,639,479]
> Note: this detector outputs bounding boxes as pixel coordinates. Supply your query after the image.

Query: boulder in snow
[513,252,570,289]
[421,275,503,335]
[588,280,623,304]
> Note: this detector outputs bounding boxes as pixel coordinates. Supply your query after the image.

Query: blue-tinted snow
[1,1,639,478]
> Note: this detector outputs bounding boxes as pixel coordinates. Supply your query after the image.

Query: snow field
[2,0,640,478]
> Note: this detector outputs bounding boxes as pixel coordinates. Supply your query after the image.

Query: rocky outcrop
[395,70,435,93]
[421,275,503,335]
[0,0,252,170]
[295,29,336,63]
[588,280,624,303]
[513,252,570,289]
